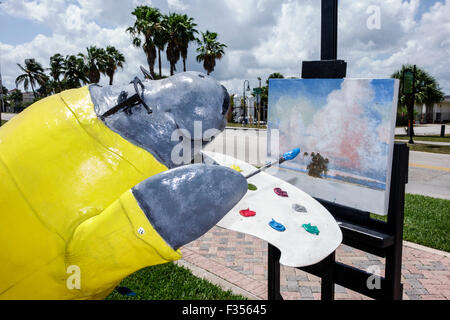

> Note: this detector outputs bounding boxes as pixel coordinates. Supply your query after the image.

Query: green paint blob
[248,183,257,191]
[302,223,320,235]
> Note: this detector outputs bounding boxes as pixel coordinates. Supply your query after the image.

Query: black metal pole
[243,80,250,126]
[243,81,246,126]
[302,0,346,79]
[268,244,282,300]
[385,143,408,299]
[408,66,416,144]
[321,0,338,60]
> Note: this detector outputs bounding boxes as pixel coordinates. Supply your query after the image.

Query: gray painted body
[89,72,244,250]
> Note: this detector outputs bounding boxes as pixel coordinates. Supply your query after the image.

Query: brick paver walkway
[181,226,450,300]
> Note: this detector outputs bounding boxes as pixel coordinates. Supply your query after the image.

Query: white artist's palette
[205,151,343,268]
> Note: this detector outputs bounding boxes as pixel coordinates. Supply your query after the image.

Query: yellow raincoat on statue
[0,87,181,299]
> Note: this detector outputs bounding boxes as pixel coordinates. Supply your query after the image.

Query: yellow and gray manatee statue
[0,71,247,300]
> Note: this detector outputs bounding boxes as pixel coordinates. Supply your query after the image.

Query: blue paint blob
[269,219,286,232]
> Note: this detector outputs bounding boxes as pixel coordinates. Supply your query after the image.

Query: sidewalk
[0,113,16,121]
[180,226,450,300]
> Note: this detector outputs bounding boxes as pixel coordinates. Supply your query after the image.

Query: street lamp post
[257,77,262,128]
[243,80,250,126]
[403,66,416,144]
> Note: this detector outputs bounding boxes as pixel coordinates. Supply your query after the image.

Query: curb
[174,259,261,300]
[179,247,266,300]
[394,139,450,147]
[403,240,450,258]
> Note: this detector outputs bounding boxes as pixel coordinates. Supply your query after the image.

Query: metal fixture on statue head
[0,70,247,299]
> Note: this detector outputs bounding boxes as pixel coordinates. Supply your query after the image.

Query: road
[205,128,450,200]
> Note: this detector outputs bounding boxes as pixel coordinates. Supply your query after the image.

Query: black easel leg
[320,252,336,300]
[268,243,282,300]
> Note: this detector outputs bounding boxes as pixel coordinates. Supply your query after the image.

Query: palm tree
[154,19,169,78]
[177,14,198,72]
[79,46,106,84]
[15,58,47,98]
[36,74,52,98]
[63,55,88,89]
[392,65,444,133]
[8,89,23,107]
[103,46,125,85]
[49,53,65,93]
[127,6,162,78]
[392,65,444,108]
[265,73,284,85]
[195,31,227,75]
[162,13,184,76]
[49,53,65,82]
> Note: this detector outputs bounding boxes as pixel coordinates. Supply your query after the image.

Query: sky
[0,0,449,95]
[268,78,398,183]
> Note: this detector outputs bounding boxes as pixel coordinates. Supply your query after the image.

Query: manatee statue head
[90,71,230,168]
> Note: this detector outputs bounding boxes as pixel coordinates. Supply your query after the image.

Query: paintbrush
[245,148,301,180]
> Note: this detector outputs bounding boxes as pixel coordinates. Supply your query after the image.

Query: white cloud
[1,0,449,96]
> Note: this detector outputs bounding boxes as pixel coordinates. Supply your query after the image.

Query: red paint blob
[239,208,256,217]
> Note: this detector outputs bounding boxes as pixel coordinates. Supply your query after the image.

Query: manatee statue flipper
[132,164,248,250]
[66,164,247,296]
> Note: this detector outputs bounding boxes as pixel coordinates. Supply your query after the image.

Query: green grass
[395,135,450,143]
[407,143,450,155]
[371,194,450,252]
[0,120,6,126]
[105,262,247,300]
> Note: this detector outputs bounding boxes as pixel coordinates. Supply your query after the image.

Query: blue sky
[1,0,449,94]
[0,14,52,44]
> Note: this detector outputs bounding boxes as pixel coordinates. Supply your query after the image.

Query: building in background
[22,92,35,105]
[231,94,267,124]
[414,95,450,124]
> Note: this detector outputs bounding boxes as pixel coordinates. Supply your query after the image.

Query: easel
[268,0,409,300]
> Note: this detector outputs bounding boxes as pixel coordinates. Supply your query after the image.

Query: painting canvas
[267,78,399,215]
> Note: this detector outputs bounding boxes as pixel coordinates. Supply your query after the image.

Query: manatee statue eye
[221,85,230,115]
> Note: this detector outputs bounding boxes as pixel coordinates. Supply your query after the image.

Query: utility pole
[243,80,250,126]
[257,77,262,128]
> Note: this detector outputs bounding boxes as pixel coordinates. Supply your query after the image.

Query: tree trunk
[109,74,114,86]
[183,58,186,72]
[158,50,162,78]
[170,63,174,76]
[30,76,36,98]
[147,57,155,79]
